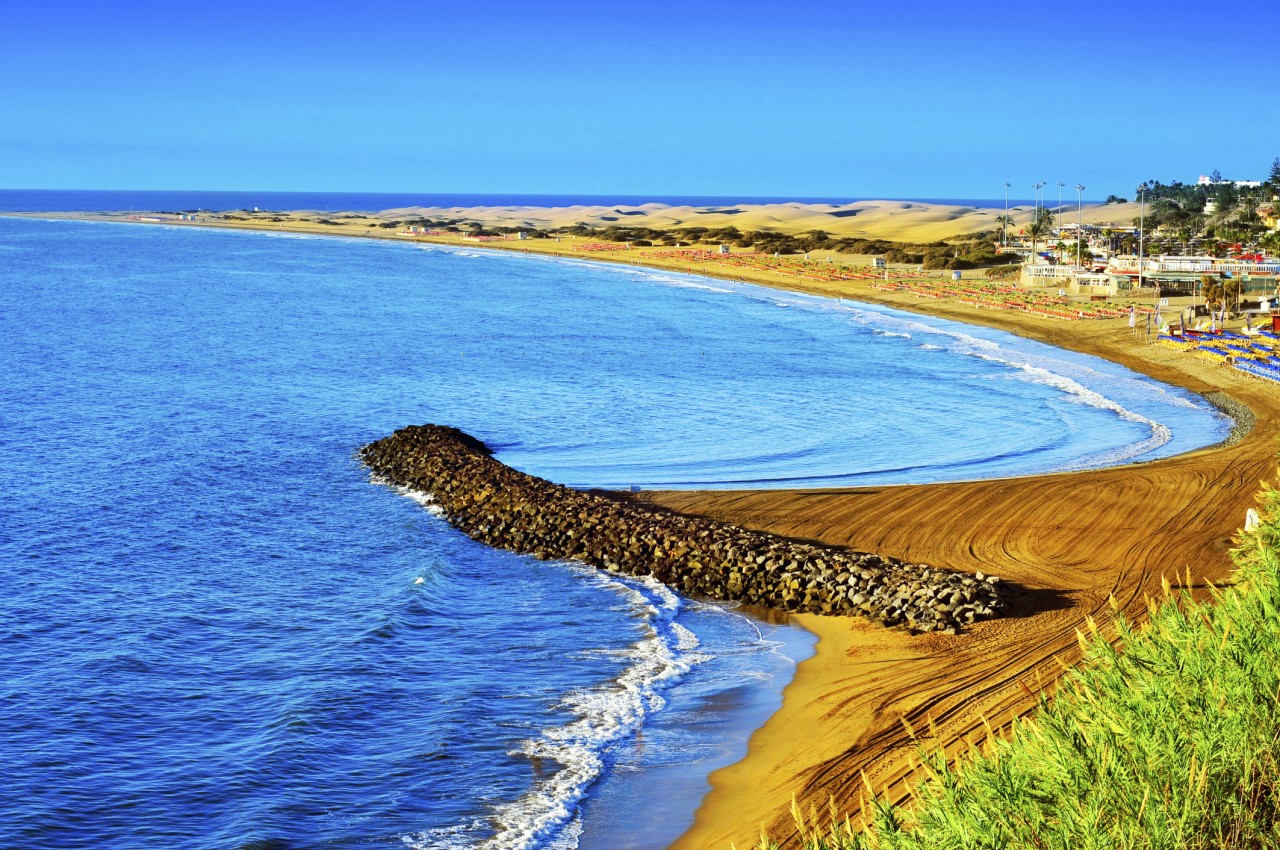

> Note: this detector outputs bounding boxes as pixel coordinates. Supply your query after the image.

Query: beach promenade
[29,206,1280,847]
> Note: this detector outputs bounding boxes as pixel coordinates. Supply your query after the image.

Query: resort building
[1258,204,1279,230]
[1197,175,1263,188]
[1020,255,1280,297]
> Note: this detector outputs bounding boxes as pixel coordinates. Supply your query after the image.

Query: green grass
[766,476,1280,850]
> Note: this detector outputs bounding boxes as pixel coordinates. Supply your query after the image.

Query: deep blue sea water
[0,217,1226,849]
[0,189,1049,213]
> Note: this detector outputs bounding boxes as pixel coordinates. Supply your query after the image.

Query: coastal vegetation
[1131,158,1280,255]
[445,217,1017,270]
[573,224,1019,270]
[297,209,1023,270]
[772,479,1280,850]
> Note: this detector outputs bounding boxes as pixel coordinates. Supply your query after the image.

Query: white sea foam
[370,474,447,518]
[649,277,736,294]
[397,487,445,517]
[980,355,1173,462]
[842,304,1196,465]
[401,821,488,850]
[572,262,739,294]
[403,573,708,850]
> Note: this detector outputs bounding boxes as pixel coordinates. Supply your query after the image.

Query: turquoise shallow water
[0,218,1227,849]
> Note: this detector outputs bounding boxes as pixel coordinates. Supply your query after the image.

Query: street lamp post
[1075,184,1085,268]
[1057,180,1065,234]
[1033,182,1047,234]
[1003,181,1011,247]
[1138,184,1146,293]
[1032,182,1046,261]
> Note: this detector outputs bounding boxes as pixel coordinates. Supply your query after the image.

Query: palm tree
[1259,230,1280,257]
[995,214,1014,244]
[1065,239,1091,265]
[1176,226,1195,255]
[1154,197,1196,231]
[1021,207,1056,257]
[1024,217,1048,257]
[1208,201,1234,230]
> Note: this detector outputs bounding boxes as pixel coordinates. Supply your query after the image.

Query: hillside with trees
[1134,158,1280,256]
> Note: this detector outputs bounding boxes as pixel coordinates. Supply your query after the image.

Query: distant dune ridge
[377,200,1145,242]
[18,198,1145,246]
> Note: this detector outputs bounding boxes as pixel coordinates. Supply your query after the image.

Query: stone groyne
[361,425,1006,633]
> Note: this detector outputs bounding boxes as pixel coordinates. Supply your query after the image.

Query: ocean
[0,216,1226,849]
[0,189,1048,214]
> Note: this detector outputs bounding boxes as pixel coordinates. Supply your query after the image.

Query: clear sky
[2,0,1277,199]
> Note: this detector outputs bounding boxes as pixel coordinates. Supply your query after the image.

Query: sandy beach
[22,204,1280,847]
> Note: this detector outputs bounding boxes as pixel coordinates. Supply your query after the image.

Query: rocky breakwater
[361,424,1006,633]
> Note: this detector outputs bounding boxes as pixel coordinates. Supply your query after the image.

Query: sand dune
[375,200,1145,243]
[47,198,1145,245]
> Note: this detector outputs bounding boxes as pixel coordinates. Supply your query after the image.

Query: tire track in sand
[649,317,1279,849]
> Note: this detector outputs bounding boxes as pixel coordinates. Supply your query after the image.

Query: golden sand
[653,309,1279,847]
[23,204,1278,848]
[377,199,1145,243]
[21,197,1144,245]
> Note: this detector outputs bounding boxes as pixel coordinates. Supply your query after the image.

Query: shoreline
[360,426,1005,629]
[13,210,1280,848]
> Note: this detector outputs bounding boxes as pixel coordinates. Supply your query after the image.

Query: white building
[1197,175,1263,188]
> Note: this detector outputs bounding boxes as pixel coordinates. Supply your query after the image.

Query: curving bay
[0,215,1242,850]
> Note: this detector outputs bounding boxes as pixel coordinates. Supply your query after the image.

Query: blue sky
[2,0,1277,199]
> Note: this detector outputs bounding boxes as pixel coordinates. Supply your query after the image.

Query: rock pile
[361,424,1005,633]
